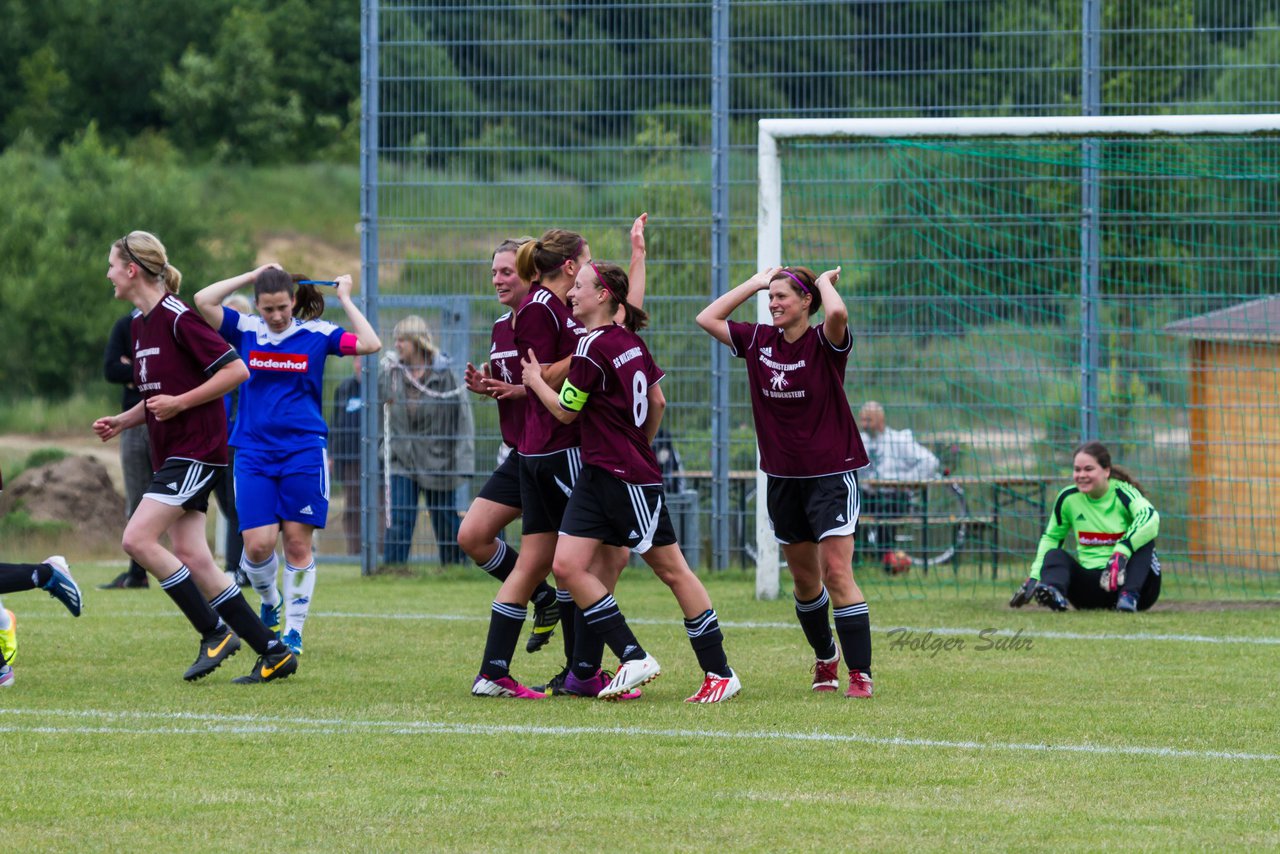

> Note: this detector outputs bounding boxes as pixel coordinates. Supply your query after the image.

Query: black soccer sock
[834,601,871,676]
[581,594,645,663]
[570,606,606,680]
[159,566,222,637]
[0,562,44,594]
[210,585,279,655]
[557,588,576,662]
[685,609,731,678]
[477,539,519,581]
[127,559,148,583]
[479,601,526,679]
[795,587,837,660]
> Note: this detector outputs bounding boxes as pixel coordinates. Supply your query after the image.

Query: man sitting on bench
[858,401,940,571]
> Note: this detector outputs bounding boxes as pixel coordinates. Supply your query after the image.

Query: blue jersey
[219,307,354,452]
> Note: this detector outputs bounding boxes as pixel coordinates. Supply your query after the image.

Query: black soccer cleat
[525,598,560,654]
[183,626,241,681]
[232,647,298,684]
[532,665,571,696]
[1033,583,1070,612]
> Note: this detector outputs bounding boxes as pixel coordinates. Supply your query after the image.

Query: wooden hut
[1166,297,1280,572]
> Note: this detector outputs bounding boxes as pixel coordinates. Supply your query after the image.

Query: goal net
[754,115,1280,601]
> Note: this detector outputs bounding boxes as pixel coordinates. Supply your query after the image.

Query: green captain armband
[559,380,589,412]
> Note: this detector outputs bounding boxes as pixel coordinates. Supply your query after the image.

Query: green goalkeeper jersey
[1030,480,1159,579]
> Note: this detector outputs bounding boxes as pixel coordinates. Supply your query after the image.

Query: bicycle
[860,477,971,571]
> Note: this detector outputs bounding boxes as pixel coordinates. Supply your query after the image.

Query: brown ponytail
[515,228,585,284]
[253,268,326,322]
[591,262,648,333]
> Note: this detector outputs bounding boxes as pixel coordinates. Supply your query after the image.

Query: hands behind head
[817,266,842,287]
[749,266,782,291]
[252,262,284,280]
[334,274,354,299]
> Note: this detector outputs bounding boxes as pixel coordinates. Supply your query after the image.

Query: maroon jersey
[488,311,527,449]
[515,285,585,455]
[727,320,869,478]
[559,324,665,485]
[132,294,240,470]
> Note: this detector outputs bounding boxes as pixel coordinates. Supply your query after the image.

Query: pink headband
[779,269,811,296]
[589,262,622,303]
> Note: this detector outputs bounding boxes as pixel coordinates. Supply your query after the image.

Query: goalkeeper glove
[1009,577,1037,608]
[1101,551,1128,592]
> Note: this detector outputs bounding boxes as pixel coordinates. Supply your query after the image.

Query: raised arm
[333,274,382,355]
[193,263,280,328]
[813,266,847,345]
[621,212,648,314]
[695,267,779,346]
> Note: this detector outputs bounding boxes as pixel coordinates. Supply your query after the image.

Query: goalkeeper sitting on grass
[1010,441,1160,613]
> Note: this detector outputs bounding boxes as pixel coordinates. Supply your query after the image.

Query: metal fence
[342,0,1280,593]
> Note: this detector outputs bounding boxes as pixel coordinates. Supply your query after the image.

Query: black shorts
[143,458,224,513]
[477,450,522,509]
[766,471,860,545]
[519,448,582,535]
[560,464,677,554]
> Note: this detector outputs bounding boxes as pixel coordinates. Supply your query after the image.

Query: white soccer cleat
[599,653,661,700]
[685,670,742,704]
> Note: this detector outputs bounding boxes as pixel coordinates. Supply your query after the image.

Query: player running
[94,230,294,684]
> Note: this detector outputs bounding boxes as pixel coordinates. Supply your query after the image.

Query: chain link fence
[338,1,1280,596]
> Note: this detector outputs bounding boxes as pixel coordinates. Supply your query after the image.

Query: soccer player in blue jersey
[194,265,382,657]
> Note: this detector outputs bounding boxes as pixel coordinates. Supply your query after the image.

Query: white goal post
[753,113,1280,600]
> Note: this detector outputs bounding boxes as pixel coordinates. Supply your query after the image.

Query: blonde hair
[393,314,436,360]
[114,230,182,294]
[222,293,253,315]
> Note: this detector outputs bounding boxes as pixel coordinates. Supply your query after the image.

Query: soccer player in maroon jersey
[462,219,650,670]
[93,230,297,684]
[522,260,741,703]
[696,265,875,698]
[458,237,562,654]
[470,222,649,699]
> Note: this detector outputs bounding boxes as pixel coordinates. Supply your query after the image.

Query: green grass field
[3,563,1277,851]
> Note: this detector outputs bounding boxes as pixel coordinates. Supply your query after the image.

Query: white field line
[47,610,1280,646]
[0,707,1275,762]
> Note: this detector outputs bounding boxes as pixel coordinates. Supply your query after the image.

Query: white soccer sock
[283,560,317,636]
[242,553,280,608]
[0,601,10,630]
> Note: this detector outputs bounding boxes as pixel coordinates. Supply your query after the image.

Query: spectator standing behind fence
[857,401,940,567]
[100,309,151,589]
[1009,441,1161,613]
[330,357,363,556]
[380,316,474,565]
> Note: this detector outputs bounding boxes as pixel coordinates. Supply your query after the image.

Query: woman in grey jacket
[381,315,475,564]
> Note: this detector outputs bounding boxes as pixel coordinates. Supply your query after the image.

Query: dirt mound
[0,455,125,544]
